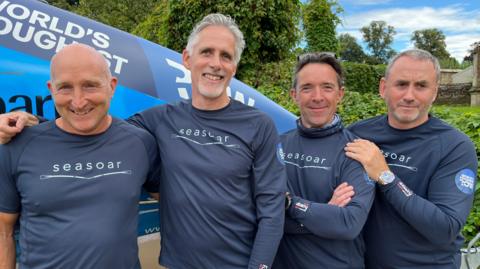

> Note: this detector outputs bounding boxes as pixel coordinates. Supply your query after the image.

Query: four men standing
[0,10,477,269]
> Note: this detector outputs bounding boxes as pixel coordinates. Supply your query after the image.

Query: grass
[434,105,480,114]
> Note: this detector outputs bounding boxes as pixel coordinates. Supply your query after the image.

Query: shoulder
[429,116,476,152]
[347,115,385,132]
[1,121,56,161]
[113,118,157,148]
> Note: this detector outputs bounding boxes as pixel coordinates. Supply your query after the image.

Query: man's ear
[47,80,53,94]
[290,88,297,102]
[379,78,386,99]
[182,49,191,70]
[109,76,118,97]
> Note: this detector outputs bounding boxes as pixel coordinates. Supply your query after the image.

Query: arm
[0,212,18,269]
[286,160,375,240]
[284,182,355,234]
[345,138,478,245]
[247,119,286,269]
[0,111,39,144]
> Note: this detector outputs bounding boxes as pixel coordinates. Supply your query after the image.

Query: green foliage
[132,0,169,46]
[338,33,367,63]
[302,0,342,53]
[360,21,396,64]
[439,57,463,69]
[411,28,450,60]
[338,91,385,125]
[134,0,302,80]
[342,62,385,94]
[47,0,77,11]
[241,58,299,115]
[74,0,160,33]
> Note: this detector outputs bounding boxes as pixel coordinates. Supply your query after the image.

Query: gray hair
[292,52,344,89]
[186,13,245,65]
[385,49,441,83]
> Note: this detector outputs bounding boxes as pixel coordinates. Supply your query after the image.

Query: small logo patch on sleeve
[294,201,309,212]
[455,169,476,195]
[397,181,413,197]
[276,143,285,165]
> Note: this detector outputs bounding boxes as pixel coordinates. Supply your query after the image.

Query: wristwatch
[377,170,395,185]
[285,192,292,210]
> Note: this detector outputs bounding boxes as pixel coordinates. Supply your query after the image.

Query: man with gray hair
[128,13,286,269]
[345,49,478,268]
[0,13,285,269]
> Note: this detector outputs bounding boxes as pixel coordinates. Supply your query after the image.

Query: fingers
[0,112,38,144]
[12,111,39,128]
[328,183,355,207]
[0,116,19,144]
[344,139,390,181]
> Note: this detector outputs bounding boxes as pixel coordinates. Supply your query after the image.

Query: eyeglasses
[296,52,337,62]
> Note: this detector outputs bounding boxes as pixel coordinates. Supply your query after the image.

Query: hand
[344,138,389,182]
[328,182,354,207]
[0,111,39,144]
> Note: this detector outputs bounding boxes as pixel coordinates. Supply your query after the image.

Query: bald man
[0,44,160,269]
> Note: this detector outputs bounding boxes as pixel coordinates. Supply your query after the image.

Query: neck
[191,92,230,111]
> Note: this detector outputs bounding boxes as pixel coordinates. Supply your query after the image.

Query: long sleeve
[248,118,286,269]
[286,160,374,240]
[378,138,477,245]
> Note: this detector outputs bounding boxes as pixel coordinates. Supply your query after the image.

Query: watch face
[380,171,395,184]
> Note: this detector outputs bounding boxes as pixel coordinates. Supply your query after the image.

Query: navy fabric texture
[0,118,160,269]
[349,115,478,269]
[128,100,286,269]
[274,117,375,269]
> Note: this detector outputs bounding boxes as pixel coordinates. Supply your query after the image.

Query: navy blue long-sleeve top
[128,100,286,269]
[274,117,375,269]
[349,115,478,269]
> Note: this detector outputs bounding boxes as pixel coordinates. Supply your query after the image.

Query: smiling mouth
[203,73,224,81]
[70,108,93,116]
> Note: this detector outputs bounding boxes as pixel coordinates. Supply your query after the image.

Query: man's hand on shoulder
[0,111,39,144]
[344,139,389,182]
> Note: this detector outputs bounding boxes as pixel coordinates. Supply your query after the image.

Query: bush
[338,91,385,125]
[342,62,385,94]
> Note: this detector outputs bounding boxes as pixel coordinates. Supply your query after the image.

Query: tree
[302,0,342,53]
[47,0,78,11]
[411,28,450,60]
[360,21,396,64]
[74,0,161,33]
[133,0,302,80]
[338,33,366,63]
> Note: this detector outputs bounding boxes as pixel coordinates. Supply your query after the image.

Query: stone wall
[435,83,472,105]
[440,69,462,84]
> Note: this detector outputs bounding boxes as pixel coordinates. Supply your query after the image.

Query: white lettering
[0,16,13,35]
[64,21,84,39]
[63,163,71,172]
[12,22,34,42]
[29,10,49,29]
[7,4,30,20]
[0,1,10,13]
[34,30,56,50]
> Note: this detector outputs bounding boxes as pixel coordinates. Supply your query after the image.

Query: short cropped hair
[292,52,344,89]
[385,49,441,83]
[186,13,245,65]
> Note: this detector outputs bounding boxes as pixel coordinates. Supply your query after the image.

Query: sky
[336,0,480,62]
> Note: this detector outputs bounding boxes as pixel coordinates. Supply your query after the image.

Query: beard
[197,82,226,99]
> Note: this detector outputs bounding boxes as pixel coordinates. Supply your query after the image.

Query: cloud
[341,0,392,6]
[338,4,480,61]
